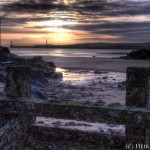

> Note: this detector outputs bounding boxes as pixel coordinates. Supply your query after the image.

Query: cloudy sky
[0,0,150,46]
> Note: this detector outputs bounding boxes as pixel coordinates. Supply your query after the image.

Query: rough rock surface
[6,67,31,98]
[0,47,62,99]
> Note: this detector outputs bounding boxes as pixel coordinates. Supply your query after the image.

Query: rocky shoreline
[0,47,126,105]
[122,48,150,60]
[0,47,62,99]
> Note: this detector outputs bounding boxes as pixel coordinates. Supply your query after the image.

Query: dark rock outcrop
[31,69,47,84]
[31,86,47,99]
[124,49,150,59]
[2,47,10,54]
[44,71,63,79]
[0,72,5,83]
[0,47,63,99]
[0,47,11,62]
[31,69,48,99]
[0,47,57,75]
[27,56,56,73]
[0,47,25,63]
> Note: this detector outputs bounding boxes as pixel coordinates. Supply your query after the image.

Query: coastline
[37,56,150,72]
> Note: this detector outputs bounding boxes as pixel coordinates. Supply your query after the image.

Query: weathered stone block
[126,67,150,145]
[126,67,150,107]
[6,66,31,98]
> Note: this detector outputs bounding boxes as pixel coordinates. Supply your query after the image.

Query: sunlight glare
[30,20,76,28]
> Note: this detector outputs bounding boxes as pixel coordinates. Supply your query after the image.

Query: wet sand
[42,56,150,72]
[47,69,126,105]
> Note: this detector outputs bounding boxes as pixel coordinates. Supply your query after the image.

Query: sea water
[10,48,132,58]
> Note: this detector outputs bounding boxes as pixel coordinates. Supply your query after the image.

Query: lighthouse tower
[46,39,48,47]
[10,41,13,48]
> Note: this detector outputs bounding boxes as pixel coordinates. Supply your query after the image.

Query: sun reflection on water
[56,68,66,72]
[56,68,96,85]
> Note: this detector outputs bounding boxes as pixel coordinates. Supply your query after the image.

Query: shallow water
[57,68,125,81]
[36,117,125,136]
[57,68,126,86]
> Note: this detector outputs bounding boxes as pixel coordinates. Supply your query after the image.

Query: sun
[39,20,67,27]
[29,20,75,28]
[49,31,73,45]
[26,19,77,44]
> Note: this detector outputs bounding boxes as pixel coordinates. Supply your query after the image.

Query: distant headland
[10,42,150,49]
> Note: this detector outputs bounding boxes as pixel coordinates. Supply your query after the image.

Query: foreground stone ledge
[0,114,35,149]
[29,125,124,149]
[126,67,150,107]
[0,98,150,126]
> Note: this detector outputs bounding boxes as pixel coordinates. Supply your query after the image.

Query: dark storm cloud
[1,0,69,14]
[62,21,150,42]
[73,0,150,16]
[1,0,150,24]
[62,21,150,32]
[0,16,54,27]
[1,0,150,16]
[2,27,49,34]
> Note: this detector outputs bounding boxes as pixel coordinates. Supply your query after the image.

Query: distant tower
[51,40,52,48]
[10,41,13,47]
[46,39,47,47]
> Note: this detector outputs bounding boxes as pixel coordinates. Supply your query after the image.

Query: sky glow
[0,0,150,46]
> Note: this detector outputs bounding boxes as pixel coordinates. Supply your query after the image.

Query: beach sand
[42,56,150,72]
[35,56,148,146]
[46,70,126,105]
[24,55,150,105]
